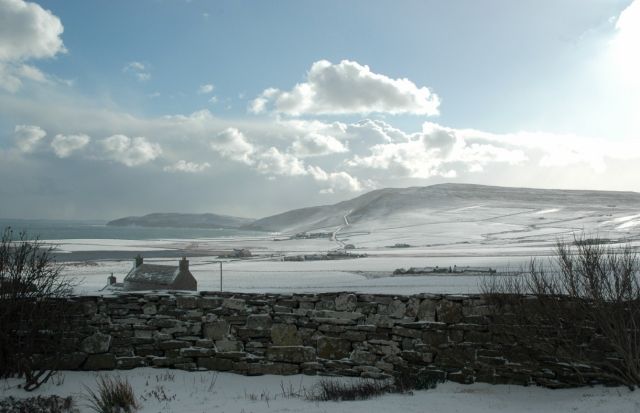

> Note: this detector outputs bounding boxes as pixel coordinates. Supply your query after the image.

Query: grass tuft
[306,378,391,401]
[84,375,140,413]
[306,370,442,402]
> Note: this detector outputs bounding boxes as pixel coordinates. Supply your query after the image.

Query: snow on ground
[68,254,535,295]
[56,204,640,296]
[533,208,560,214]
[1,368,639,413]
[618,220,640,230]
[48,239,175,253]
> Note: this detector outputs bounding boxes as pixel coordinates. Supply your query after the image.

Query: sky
[0,0,639,220]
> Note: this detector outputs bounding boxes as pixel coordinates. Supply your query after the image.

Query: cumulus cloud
[164,160,210,173]
[348,122,527,179]
[211,128,255,165]
[51,133,90,158]
[290,133,348,157]
[348,119,411,143]
[14,124,46,152]
[307,165,362,193]
[0,0,65,92]
[0,0,65,61]
[255,147,307,176]
[346,119,640,181]
[100,135,161,166]
[123,61,150,82]
[208,124,359,192]
[198,83,214,94]
[250,60,440,116]
[249,87,279,114]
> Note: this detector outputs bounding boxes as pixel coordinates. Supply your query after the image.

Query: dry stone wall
[54,291,611,388]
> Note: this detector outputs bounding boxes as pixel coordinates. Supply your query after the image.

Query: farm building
[123,255,197,291]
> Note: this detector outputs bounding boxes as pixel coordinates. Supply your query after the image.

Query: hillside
[107,213,254,229]
[248,183,640,233]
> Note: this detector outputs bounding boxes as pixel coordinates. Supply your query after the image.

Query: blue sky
[0,0,639,219]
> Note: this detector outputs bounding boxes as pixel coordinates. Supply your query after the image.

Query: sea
[0,218,265,241]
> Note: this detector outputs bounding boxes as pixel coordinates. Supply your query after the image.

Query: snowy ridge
[249,183,640,234]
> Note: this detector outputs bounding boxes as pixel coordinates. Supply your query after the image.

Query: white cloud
[126,62,145,71]
[0,0,65,92]
[123,61,150,82]
[0,0,65,61]
[0,62,51,92]
[198,83,214,94]
[255,147,307,176]
[211,128,255,165]
[9,86,640,200]
[100,135,161,166]
[249,87,278,114]
[51,133,90,158]
[348,122,528,179]
[348,119,411,143]
[290,133,348,157]
[165,108,215,123]
[0,62,22,92]
[14,124,45,152]
[346,120,640,181]
[164,160,210,173]
[307,165,362,193]
[610,0,640,87]
[15,63,46,82]
[250,60,440,116]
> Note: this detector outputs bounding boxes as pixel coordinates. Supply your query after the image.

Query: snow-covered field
[1,368,639,413]
[57,201,640,295]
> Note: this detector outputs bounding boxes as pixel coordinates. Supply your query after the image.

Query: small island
[107,212,254,229]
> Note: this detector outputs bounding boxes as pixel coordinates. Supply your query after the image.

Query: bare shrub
[0,395,75,413]
[481,236,640,388]
[84,376,140,413]
[0,227,76,391]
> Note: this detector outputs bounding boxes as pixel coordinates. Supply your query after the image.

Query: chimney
[179,257,189,272]
[135,255,143,267]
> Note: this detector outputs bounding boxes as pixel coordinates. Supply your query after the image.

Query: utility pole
[218,261,223,292]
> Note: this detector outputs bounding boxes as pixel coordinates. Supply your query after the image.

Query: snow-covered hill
[248,183,640,236]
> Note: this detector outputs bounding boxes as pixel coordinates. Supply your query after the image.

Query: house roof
[124,263,180,285]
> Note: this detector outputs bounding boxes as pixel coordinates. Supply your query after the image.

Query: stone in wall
[271,323,302,346]
[80,333,112,354]
[266,346,315,363]
[203,320,229,341]
[317,337,351,359]
[335,293,357,311]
